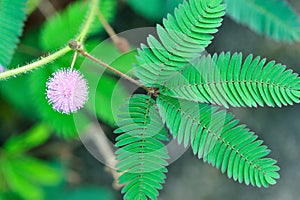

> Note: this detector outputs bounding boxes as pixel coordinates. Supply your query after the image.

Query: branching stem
[78,48,151,92]
[0,0,99,81]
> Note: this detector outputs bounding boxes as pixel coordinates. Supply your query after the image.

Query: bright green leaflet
[161,52,300,108]
[134,0,226,86]
[115,94,169,200]
[0,0,27,67]
[157,95,280,187]
[224,0,300,42]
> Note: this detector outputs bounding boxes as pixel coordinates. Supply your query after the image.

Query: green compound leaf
[134,0,226,86]
[157,95,280,187]
[115,94,169,200]
[0,0,27,67]
[2,156,61,200]
[224,0,300,42]
[161,52,300,108]
[7,157,61,186]
[3,159,43,200]
[40,0,116,50]
[4,123,50,154]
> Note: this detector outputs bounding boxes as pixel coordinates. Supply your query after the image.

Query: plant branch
[97,9,116,38]
[78,48,151,92]
[77,0,99,43]
[97,9,130,53]
[0,46,71,80]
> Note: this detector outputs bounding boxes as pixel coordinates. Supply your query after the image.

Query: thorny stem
[0,46,71,80]
[77,47,151,92]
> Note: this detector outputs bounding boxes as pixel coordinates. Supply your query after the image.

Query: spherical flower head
[46,68,88,114]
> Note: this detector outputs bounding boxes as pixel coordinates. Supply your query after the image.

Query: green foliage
[3,124,50,154]
[58,187,115,200]
[127,0,300,42]
[0,0,27,67]
[157,95,280,187]
[44,184,115,200]
[161,52,300,108]
[126,0,182,21]
[0,124,61,200]
[115,95,169,200]
[26,0,41,14]
[2,0,300,198]
[115,0,299,196]
[225,0,300,42]
[40,0,116,50]
[135,0,226,86]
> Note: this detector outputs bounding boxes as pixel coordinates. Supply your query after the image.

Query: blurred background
[0,0,300,199]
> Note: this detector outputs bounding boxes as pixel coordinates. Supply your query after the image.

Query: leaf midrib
[160,97,266,175]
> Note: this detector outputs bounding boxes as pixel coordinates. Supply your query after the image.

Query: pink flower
[46,68,88,114]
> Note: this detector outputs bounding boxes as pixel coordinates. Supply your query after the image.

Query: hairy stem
[78,48,151,92]
[77,0,99,43]
[0,0,99,80]
[0,46,71,80]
